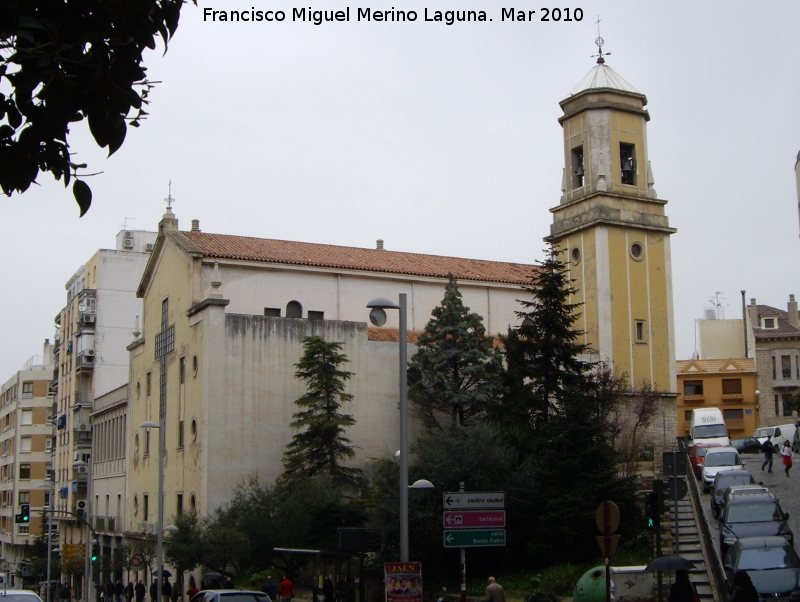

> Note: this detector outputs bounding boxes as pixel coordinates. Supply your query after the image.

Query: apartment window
[178,420,184,449]
[21,410,32,426]
[684,410,692,421]
[143,494,149,522]
[21,382,33,398]
[264,308,281,317]
[763,317,777,329]
[634,320,646,343]
[620,142,636,185]
[723,409,743,421]
[19,491,29,506]
[20,437,31,453]
[146,372,152,397]
[308,311,324,320]
[782,355,792,379]
[773,357,777,379]
[46,437,53,451]
[144,430,150,457]
[18,525,29,535]
[45,464,52,480]
[177,494,183,516]
[721,379,743,395]
[684,381,703,396]
[783,394,794,417]
[179,357,186,384]
[19,464,30,479]
[44,493,50,507]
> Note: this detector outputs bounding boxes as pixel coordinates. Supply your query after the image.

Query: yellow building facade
[547,56,677,395]
[676,358,759,438]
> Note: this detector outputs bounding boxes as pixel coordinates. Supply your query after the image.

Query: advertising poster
[384,563,422,602]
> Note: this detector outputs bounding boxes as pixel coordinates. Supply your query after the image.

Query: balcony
[95,515,119,533]
[75,352,95,374]
[76,312,96,328]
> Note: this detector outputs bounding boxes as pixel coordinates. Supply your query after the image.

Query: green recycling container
[573,566,611,602]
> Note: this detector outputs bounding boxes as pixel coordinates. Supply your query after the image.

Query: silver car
[190,591,271,602]
[701,447,744,493]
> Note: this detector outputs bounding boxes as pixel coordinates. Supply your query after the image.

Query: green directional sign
[443,529,506,548]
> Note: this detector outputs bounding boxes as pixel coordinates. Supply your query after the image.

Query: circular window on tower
[630,242,644,261]
[570,247,582,265]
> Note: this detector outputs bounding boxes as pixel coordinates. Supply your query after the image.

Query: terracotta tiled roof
[751,304,800,338]
[676,358,755,374]
[367,328,504,347]
[182,231,536,285]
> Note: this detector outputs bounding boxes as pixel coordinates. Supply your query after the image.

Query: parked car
[723,536,800,598]
[710,470,758,517]
[701,447,744,493]
[719,490,793,559]
[0,591,45,602]
[689,443,722,478]
[754,424,796,452]
[731,437,763,455]
[189,592,271,602]
[719,484,770,521]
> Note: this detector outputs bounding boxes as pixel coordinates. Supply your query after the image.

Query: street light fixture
[367,294,411,561]
[141,420,165,602]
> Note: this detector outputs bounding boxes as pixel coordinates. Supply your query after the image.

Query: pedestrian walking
[116,580,126,602]
[761,435,774,472]
[728,570,758,602]
[150,580,158,602]
[485,577,505,602]
[262,576,278,601]
[162,577,173,600]
[782,440,794,476]
[135,581,146,602]
[668,570,698,602]
[126,582,135,602]
[186,581,200,601]
[278,575,294,602]
[58,582,72,602]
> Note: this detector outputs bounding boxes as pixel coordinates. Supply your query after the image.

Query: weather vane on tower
[165,180,175,210]
[592,16,610,64]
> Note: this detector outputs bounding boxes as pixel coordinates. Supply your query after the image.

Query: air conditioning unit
[78,424,92,433]
[75,465,88,474]
[85,349,95,357]
[76,501,86,510]
[83,314,95,324]
[123,239,134,249]
[124,231,133,238]
[145,243,154,252]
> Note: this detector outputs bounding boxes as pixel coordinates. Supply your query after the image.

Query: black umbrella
[205,573,223,581]
[155,569,172,578]
[644,556,695,572]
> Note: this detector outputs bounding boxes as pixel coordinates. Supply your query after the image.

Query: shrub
[525,591,559,602]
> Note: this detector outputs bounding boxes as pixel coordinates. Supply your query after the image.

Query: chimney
[376,239,384,250]
[789,294,799,328]
[191,219,200,232]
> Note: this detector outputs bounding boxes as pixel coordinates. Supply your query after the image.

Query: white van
[753,424,796,452]
[690,408,730,447]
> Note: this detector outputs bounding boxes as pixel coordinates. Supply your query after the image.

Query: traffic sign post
[443,486,506,602]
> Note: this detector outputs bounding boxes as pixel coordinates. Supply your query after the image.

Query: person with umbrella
[668,570,698,602]
[728,570,758,602]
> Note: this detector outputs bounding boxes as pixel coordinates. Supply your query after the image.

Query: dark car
[710,469,758,518]
[724,536,800,599]
[732,437,764,455]
[720,491,793,559]
[189,591,271,602]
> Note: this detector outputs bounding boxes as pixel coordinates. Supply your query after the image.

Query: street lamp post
[367,294,411,561]
[141,421,165,602]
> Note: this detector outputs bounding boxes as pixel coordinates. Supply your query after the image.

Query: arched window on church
[286,300,303,318]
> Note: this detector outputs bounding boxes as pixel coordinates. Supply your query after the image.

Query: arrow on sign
[443,510,505,528]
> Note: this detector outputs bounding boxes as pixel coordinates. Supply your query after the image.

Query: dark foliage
[283,336,361,488]
[0,0,194,213]
[408,274,503,430]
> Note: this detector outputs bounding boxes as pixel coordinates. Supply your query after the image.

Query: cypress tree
[282,336,361,488]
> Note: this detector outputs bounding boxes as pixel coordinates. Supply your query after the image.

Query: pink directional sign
[442,510,506,529]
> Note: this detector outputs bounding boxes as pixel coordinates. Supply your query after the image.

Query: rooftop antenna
[592,16,611,64]
[119,217,136,230]
[709,291,728,320]
[165,180,175,210]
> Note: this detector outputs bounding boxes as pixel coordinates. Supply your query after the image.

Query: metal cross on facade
[154,298,175,420]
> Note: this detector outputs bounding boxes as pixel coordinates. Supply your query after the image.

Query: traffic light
[20,504,30,523]
[91,544,98,563]
[645,481,665,528]
[644,493,656,528]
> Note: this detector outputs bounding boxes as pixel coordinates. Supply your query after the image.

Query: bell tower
[547,43,677,393]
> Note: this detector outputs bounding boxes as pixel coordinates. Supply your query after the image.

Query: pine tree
[408,274,502,430]
[282,336,361,488]
[500,244,594,432]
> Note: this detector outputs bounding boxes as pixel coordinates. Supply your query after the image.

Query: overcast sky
[2,1,799,380]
